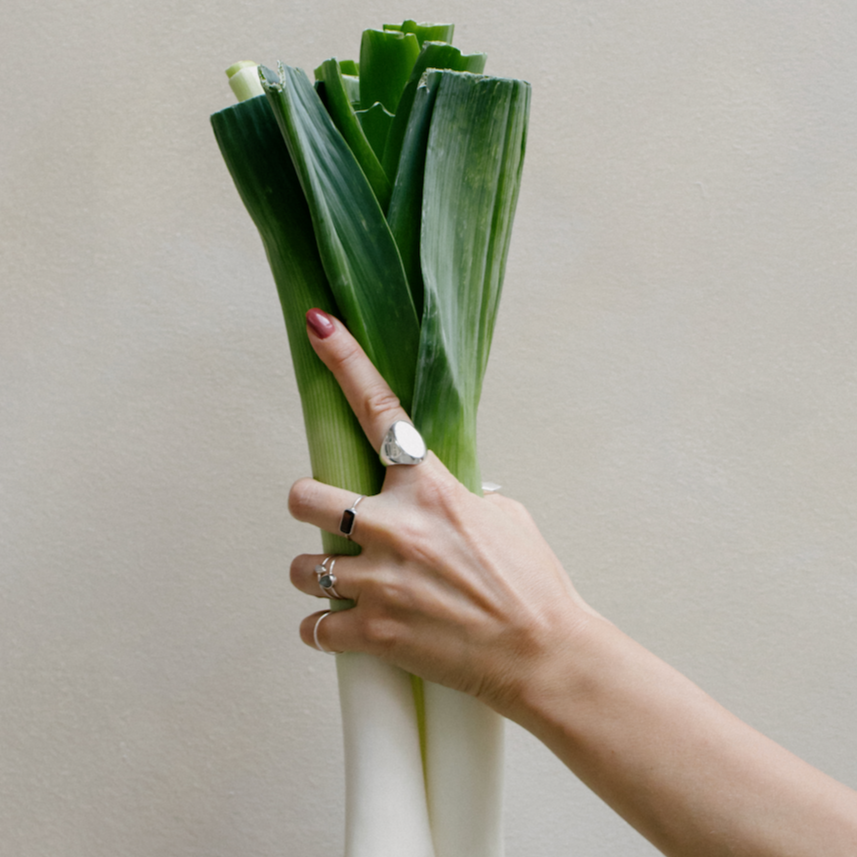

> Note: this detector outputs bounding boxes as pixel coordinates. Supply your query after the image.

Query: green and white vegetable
[211,20,529,857]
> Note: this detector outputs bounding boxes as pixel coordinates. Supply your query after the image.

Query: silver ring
[339,494,365,540]
[380,420,426,466]
[315,556,344,599]
[313,611,338,655]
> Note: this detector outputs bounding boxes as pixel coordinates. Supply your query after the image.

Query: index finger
[305,307,412,452]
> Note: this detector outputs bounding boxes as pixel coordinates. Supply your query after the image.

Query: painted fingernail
[306,308,336,339]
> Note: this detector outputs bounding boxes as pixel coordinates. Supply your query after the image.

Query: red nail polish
[306,308,336,339]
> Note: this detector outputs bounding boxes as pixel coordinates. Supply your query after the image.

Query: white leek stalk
[424,688,505,857]
[338,654,434,857]
[406,69,529,857]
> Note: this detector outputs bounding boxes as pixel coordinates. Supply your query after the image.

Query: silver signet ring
[380,421,427,466]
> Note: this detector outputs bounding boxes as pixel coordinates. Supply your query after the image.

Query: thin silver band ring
[313,611,338,655]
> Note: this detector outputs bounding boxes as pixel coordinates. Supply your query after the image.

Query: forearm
[504,612,857,857]
[294,314,857,854]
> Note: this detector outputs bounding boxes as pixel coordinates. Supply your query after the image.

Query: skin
[289,309,857,857]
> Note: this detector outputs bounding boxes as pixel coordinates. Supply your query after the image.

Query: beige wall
[2,1,856,854]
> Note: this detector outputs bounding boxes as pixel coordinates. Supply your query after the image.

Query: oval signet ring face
[380,421,427,466]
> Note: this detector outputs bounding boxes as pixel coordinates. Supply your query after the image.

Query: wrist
[495,606,659,780]
[482,598,608,733]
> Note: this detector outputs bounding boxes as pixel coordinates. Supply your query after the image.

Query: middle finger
[289,478,377,543]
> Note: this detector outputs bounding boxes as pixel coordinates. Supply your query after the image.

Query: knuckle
[360,613,398,653]
[397,526,438,570]
[414,468,467,521]
[357,568,393,610]
[375,505,435,566]
[365,567,407,606]
[362,384,402,424]
[326,336,363,374]
[378,470,470,566]
[353,572,405,655]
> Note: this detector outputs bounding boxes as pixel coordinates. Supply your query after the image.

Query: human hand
[288,308,595,718]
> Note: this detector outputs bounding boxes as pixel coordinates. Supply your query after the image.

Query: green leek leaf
[341,74,360,106]
[313,58,392,211]
[384,20,455,46]
[358,28,421,113]
[212,31,530,856]
[261,63,420,413]
[383,43,488,190]
[209,95,383,555]
[387,73,443,319]
[413,71,531,492]
[355,102,395,166]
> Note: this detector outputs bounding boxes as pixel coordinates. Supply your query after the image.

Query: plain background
[2,0,856,854]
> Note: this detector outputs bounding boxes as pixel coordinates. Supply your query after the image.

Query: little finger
[300,608,362,656]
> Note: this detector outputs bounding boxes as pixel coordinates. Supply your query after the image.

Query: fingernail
[306,308,335,339]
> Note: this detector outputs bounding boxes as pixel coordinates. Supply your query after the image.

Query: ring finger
[290,552,364,601]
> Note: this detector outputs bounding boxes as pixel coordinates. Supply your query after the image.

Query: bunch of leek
[211,20,529,857]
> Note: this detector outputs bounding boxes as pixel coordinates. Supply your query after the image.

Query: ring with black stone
[339,495,365,540]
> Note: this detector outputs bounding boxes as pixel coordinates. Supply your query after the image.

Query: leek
[211,21,529,857]
[211,90,434,857]
[410,70,529,857]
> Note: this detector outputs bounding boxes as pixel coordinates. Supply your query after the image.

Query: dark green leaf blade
[412,72,531,491]
[210,95,383,534]
[356,101,395,166]
[382,43,487,184]
[386,73,444,319]
[314,58,392,210]
[358,28,421,113]
[261,64,420,412]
